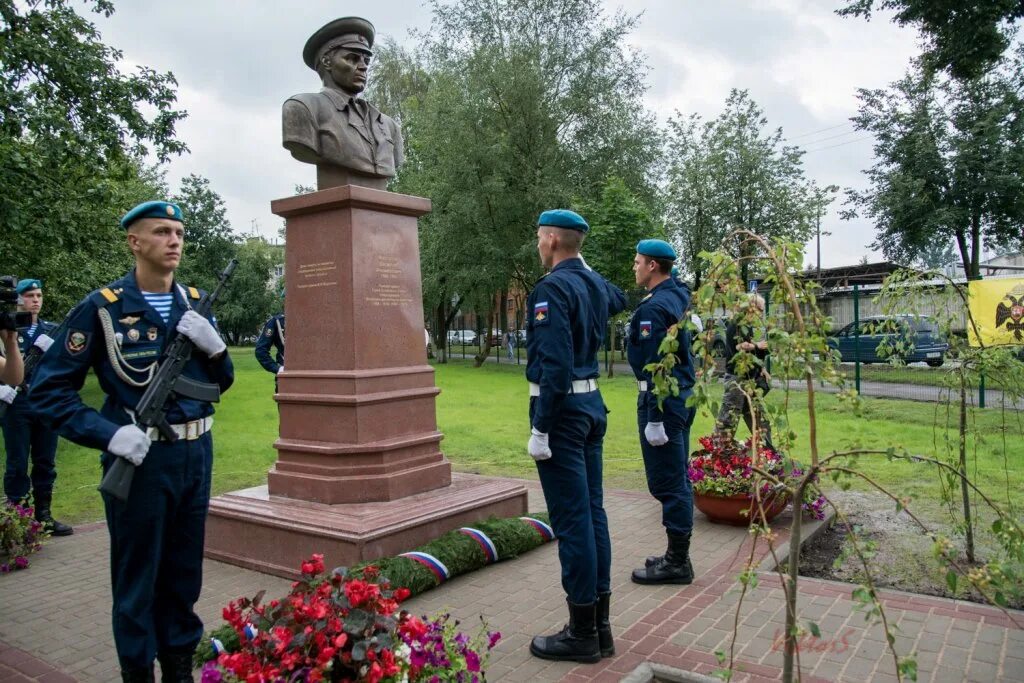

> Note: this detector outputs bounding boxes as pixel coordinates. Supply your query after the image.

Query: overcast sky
[92,0,921,269]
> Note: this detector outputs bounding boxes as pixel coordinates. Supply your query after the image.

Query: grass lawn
[2,353,1021,525]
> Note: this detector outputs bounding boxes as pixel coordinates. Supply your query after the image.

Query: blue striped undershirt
[141,291,174,324]
[26,323,37,338]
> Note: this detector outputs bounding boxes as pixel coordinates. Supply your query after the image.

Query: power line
[786,121,854,140]
[803,135,874,153]
[794,128,864,146]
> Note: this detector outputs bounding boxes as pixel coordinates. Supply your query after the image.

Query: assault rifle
[0,307,80,420]
[99,259,238,501]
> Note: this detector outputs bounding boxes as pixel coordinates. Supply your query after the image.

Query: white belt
[637,380,649,392]
[125,408,213,441]
[528,379,598,397]
[148,416,213,442]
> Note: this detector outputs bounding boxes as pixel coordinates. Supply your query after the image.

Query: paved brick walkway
[1,478,1021,682]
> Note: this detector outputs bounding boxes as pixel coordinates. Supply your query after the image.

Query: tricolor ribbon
[243,624,258,640]
[211,638,226,655]
[520,516,555,541]
[459,527,498,564]
[398,551,451,584]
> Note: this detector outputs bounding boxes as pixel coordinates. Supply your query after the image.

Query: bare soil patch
[799,490,1021,608]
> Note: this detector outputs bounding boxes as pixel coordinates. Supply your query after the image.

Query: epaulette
[89,286,123,308]
[187,286,201,300]
[641,293,653,302]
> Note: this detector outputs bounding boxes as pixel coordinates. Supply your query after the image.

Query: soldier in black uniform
[525,209,627,663]
[30,201,234,682]
[255,310,285,386]
[1,278,72,535]
[626,240,698,585]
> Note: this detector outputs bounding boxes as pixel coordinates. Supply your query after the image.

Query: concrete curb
[618,661,722,683]
[756,508,837,574]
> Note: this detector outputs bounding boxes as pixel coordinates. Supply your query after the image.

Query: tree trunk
[969,213,981,280]
[473,306,496,367]
[435,302,449,364]
[959,372,975,563]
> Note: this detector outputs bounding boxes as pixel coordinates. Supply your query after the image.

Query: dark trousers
[637,394,695,535]
[3,397,59,501]
[101,432,213,669]
[532,391,610,605]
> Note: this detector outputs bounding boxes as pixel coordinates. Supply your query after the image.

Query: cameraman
[1,279,72,535]
[0,329,23,386]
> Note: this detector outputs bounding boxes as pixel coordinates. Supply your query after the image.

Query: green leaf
[946,570,958,594]
[807,621,821,638]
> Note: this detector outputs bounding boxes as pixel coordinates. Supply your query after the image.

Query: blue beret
[636,239,677,260]
[16,278,41,294]
[671,266,680,278]
[120,201,184,229]
[538,209,589,233]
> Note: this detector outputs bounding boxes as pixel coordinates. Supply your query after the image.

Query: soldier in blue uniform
[627,240,698,585]
[255,310,285,384]
[1,279,72,535]
[30,201,234,683]
[525,209,627,663]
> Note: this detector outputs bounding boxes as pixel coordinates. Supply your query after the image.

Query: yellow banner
[968,278,1024,346]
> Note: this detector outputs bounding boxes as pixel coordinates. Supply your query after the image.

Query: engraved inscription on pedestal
[297,261,339,290]
[366,255,414,307]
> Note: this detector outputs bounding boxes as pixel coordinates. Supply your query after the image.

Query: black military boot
[597,591,614,657]
[157,651,195,682]
[632,531,694,585]
[644,533,671,567]
[32,491,73,536]
[529,599,601,663]
[120,665,155,683]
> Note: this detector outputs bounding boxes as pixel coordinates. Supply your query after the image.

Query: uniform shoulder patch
[66,329,89,355]
[188,286,201,300]
[533,300,550,324]
[89,286,120,308]
[639,321,653,339]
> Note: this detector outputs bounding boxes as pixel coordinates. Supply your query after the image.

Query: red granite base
[204,473,529,579]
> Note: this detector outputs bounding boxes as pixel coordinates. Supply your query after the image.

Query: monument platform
[205,473,527,579]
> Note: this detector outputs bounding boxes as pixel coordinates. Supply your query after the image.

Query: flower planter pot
[694,492,789,526]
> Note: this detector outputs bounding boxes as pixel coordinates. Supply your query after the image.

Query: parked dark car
[829,315,948,367]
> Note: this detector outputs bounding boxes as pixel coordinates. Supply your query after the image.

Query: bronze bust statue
[282,17,404,190]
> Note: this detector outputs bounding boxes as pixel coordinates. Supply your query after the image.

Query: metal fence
[432,283,1023,410]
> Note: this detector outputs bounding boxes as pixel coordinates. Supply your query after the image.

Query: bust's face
[323,48,371,94]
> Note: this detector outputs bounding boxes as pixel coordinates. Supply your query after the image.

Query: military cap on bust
[120,201,184,229]
[636,239,677,260]
[538,209,589,233]
[303,17,375,70]
[16,278,42,295]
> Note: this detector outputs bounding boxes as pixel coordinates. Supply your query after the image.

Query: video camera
[0,276,33,332]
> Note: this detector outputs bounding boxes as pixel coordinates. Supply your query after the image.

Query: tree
[846,52,1024,279]
[838,0,1024,81]
[214,238,282,346]
[173,174,238,292]
[0,0,186,314]
[579,176,663,376]
[665,90,817,284]
[376,0,661,363]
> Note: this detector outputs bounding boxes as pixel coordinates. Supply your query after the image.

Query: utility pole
[816,204,822,276]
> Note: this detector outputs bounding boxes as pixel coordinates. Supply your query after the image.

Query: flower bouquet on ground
[688,434,827,526]
[0,500,48,573]
[199,554,500,683]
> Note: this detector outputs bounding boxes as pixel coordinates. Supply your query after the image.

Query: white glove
[107,425,151,467]
[33,334,54,353]
[579,254,593,271]
[644,422,669,447]
[277,366,285,374]
[528,428,552,461]
[176,310,226,357]
[0,384,17,404]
